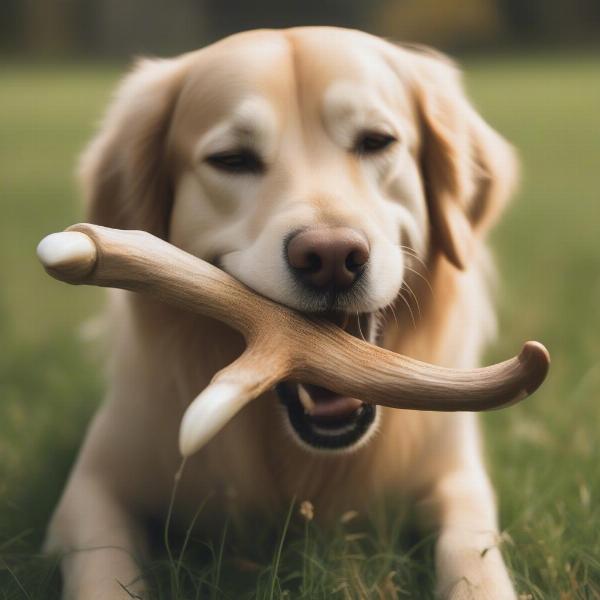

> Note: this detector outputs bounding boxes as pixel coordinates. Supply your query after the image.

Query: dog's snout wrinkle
[286,227,369,291]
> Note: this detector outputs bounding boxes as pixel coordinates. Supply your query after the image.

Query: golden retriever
[45,27,519,599]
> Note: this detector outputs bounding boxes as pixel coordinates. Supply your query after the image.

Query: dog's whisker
[398,244,426,260]
[389,303,399,329]
[403,282,422,319]
[385,302,399,330]
[398,246,434,302]
[356,311,366,342]
[399,246,430,274]
[398,291,417,330]
[404,264,435,298]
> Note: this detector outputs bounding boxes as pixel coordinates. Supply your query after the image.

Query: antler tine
[289,331,549,412]
[179,344,290,456]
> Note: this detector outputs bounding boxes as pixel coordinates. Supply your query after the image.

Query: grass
[1,53,599,598]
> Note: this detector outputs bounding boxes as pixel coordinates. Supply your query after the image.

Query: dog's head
[81,27,517,453]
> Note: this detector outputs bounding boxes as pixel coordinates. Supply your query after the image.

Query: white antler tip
[179,381,252,457]
[37,231,97,270]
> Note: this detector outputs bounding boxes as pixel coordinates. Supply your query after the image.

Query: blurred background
[2,0,600,56]
[1,1,599,598]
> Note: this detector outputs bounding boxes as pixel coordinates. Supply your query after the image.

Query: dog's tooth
[297,383,315,414]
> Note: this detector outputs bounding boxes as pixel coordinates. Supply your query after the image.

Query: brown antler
[37,224,550,456]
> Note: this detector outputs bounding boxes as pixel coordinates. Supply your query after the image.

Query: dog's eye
[206,149,265,174]
[354,132,397,155]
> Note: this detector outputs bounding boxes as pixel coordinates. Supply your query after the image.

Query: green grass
[1,54,599,598]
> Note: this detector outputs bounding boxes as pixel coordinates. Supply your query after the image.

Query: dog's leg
[430,470,516,600]
[45,471,148,600]
[419,419,516,600]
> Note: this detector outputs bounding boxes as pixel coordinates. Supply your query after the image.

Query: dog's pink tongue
[305,384,363,418]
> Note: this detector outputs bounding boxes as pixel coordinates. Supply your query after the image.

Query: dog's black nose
[286,228,369,290]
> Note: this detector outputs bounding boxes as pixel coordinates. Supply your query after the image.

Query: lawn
[1,54,599,598]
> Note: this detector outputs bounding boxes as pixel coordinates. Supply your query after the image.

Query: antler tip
[518,341,550,395]
[37,231,97,279]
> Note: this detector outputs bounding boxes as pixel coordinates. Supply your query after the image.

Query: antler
[37,224,550,456]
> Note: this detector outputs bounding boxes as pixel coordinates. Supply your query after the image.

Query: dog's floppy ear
[407,47,518,270]
[79,56,190,238]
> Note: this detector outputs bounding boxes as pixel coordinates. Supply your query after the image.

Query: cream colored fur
[45,28,519,599]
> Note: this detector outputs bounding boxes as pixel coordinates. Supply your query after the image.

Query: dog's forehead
[288,28,401,95]
[170,32,291,153]
[170,28,410,157]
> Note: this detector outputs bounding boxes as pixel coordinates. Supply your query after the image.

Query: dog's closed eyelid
[203,148,266,175]
[353,131,399,155]
[193,110,277,171]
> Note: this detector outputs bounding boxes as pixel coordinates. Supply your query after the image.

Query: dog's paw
[436,532,517,600]
[441,576,517,600]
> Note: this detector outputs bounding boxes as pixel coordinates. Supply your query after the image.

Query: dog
[45,27,519,599]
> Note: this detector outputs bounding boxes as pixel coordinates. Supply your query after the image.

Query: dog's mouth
[276,312,379,451]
